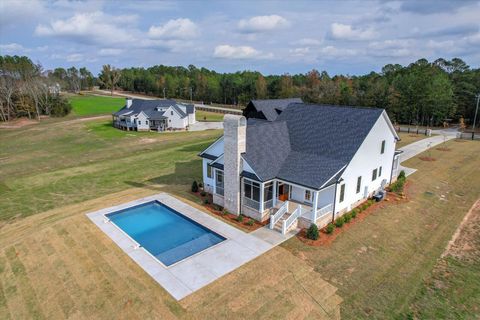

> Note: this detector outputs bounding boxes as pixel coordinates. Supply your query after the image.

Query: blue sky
[1,0,479,75]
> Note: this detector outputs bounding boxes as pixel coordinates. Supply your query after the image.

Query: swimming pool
[106,201,226,266]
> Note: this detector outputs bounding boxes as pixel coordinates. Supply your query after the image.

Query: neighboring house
[199,100,401,234]
[112,98,195,131]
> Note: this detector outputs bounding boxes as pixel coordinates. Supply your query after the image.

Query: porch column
[312,191,319,222]
[272,181,277,206]
[213,169,217,194]
[259,182,264,213]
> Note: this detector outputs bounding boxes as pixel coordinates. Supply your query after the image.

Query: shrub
[344,212,352,223]
[398,170,406,180]
[191,180,199,193]
[361,203,369,211]
[325,223,335,234]
[236,215,244,222]
[198,182,203,188]
[203,199,209,204]
[247,218,255,226]
[307,224,319,240]
[50,95,72,117]
[368,199,375,206]
[222,209,228,215]
[335,216,345,228]
[200,191,206,197]
[351,209,358,218]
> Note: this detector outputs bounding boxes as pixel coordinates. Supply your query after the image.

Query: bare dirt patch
[0,117,39,129]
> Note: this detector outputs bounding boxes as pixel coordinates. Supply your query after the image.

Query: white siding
[136,112,149,131]
[202,137,224,157]
[202,158,215,193]
[334,112,397,214]
[242,158,256,174]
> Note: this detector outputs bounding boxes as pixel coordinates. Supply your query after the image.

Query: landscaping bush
[351,209,358,218]
[325,223,335,234]
[236,215,244,222]
[398,170,406,180]
[203,199,209,204]
[361,203,369,211]
[222,209,228,215]
[335,216,345,228]
[344,212,352,223]
[247,218,254,226]
[200,191,206,197]
[307,224,319,240]
[191,180,199,193]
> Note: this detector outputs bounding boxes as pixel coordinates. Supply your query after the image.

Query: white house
[199,100,401,234]
[113,98,195,131]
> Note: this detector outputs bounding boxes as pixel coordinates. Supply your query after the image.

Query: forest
[1,55,479,126]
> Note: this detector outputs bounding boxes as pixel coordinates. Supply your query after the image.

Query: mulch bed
[419,156,436,161]
[191,191,268,231]
[296,182,411,247]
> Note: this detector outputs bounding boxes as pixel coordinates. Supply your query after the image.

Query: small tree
[191,180,198,193]
[307,224,319,240]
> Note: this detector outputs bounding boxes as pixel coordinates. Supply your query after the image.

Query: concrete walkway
[398,129,457,176]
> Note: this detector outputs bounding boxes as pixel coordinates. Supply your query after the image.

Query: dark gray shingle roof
[243,103,384,189]
[249,98,303,121]
[113,99,193,120]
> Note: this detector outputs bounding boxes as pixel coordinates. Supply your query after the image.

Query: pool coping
[86,193,283,300]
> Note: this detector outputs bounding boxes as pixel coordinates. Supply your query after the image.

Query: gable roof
[247,98,303,121]
[243,103,385,189]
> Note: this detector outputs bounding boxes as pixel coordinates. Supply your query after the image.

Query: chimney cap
[224,114,246,127]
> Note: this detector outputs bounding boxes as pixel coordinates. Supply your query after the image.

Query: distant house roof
[243,98,303,121]
[113,99,194,119]
[241,103,385,189]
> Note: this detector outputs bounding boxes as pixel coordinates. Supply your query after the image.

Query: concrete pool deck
[86,193,296,300]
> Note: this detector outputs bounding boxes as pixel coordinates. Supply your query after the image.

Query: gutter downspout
[331,181,339,223]
[389,153,396,185]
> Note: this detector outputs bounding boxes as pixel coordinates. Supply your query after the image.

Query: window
[339,184,345,202]
[206,164,212,178]
[305,190,311,201]
[244,179,260,202]
[356,176,362,193]
[171,111,174,115]
[264,182,273,202]
[215,170,223,185]
[379,166,382,177]
[381,140,386,154]
[138,120,141,125]
[146,120,149,125]
[372,169,378,181]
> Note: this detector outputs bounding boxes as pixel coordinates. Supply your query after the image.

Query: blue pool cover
[107,201,226,266]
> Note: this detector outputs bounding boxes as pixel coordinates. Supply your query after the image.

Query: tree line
[1,55,479,126]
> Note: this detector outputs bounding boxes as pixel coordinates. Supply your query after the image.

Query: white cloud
[290,47,311,56]
[148,18,199,39]
[319,46,358,58]
[238,15,289,33]
[35,11,136,46]
[213,44,271,59]
[368,39,413,57]
[0,43,29,53]
[98,48,124,56]
[0,0,44,28]
[330,22,378,40]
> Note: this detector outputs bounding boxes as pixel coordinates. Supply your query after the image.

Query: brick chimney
[223,114,246,215]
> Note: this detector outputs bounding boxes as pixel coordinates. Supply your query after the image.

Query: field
[69,94,125,116]
[1,110,479,319]
[195,110,224,122]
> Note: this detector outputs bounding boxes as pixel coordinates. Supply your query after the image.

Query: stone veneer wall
[222,115,246,215]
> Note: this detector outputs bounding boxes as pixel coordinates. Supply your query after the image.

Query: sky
[1,0,480,76]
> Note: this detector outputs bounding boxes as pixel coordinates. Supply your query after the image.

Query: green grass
[195,111,224,122]
[0,118,221,221]
[69,94,125,116]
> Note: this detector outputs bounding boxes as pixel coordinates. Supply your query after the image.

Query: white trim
[199,136,224,157]
[382,110,400,140]
[210,153,224,165]
[318,164,348,189]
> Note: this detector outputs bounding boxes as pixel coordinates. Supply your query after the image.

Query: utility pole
[190,87,193,102]
[472,93,480,140]
[163,87,166,99]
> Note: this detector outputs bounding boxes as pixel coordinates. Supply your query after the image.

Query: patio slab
[86,193,288,300]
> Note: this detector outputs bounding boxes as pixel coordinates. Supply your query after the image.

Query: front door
[278,183,290,201]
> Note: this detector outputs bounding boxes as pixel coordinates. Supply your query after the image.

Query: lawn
[1,117,479,319]
[69,94,125,116]
[0,118,222,222]
[281,139,480,319]
[195,110,224,122]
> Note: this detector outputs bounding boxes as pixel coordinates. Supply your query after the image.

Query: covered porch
[240,177,335,228]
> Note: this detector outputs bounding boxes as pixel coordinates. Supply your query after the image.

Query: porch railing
[243,197,260,210]
[282,205,302,235]
[264,199,274,210]
[317,203,333,219]
[269,201,289,229]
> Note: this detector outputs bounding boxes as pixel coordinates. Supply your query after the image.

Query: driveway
[398,129,457,176]
[189,121,223,131]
